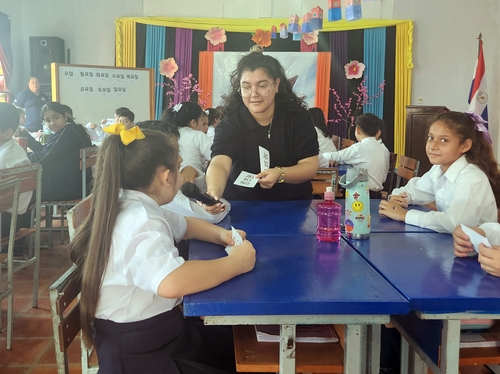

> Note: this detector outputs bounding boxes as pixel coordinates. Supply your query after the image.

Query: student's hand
[478,244,500,277]
[220,229,247,246]
[100,118,107,125]
[228,239,256,274]
[452,225,475,257]
[378,200,408,221]
[87,123,97,130]
[329,161,337,167]
[256,167,281,189]
[388,193,409,208]
[180,166,198,184]
[201,190,226,215]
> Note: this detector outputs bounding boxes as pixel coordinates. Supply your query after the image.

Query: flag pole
[477,33,482,56]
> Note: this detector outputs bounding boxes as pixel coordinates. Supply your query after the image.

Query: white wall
[2,0,499,155]
[393,0,500,154]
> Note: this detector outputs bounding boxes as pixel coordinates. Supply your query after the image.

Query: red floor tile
[0,338,51,366]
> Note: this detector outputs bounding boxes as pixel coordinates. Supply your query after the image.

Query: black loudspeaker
[29,36,65,85]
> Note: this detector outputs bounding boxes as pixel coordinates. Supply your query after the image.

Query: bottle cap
[324,186,334,199]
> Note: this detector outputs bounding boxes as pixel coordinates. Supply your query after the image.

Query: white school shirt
[479,222,500,246]
[178,127,213,176]
[95,189,186,323]
[322,137,389,191]
[315,128,337,153]
[0,139,33,214]
[206,125,215,141]
[392,155,498,234]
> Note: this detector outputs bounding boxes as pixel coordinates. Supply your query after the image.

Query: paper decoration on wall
[288,14,299,33]
[159,58,178,78]
[311,6,324,30]
[292,25,302,41]
[271,25,277,39]
[204,27,227,46]
[328,0,342,21]
[346,0,362,21]
[279,23,288,38]
[302,12,313,33]
[302,30,319,45]
[251,29,272,48]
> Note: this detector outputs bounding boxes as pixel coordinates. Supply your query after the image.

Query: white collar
[430,154,470,183]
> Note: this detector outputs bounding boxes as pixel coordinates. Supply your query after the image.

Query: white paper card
[259,146,270,172]
[225,226,243,255]
[461,224,491,253]
[233,171,258,188]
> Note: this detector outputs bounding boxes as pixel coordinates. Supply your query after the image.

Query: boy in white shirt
[0,103,33,253]
[322,113,390,195]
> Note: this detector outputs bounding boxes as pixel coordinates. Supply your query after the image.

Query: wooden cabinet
[405,105,449,176]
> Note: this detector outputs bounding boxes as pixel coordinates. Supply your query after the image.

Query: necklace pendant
[268,131,270,139]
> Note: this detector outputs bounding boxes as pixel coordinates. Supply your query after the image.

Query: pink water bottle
[316,187,342,242]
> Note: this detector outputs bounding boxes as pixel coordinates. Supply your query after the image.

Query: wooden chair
[43,146,96,244]
[341,138,355,149]
[312,167,340,197]
[233,324,344,373]
[0,164,42,308]
[395,155,420,188]
[49,196,98,374]
[380,153,398,199]
[0,178,22,349]
[80,146,98,199]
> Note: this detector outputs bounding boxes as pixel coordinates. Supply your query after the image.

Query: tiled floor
[0,234,93,373]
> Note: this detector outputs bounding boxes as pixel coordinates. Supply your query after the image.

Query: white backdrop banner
[212,52,318,108]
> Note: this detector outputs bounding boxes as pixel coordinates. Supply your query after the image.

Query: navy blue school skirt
[94,306,236,374]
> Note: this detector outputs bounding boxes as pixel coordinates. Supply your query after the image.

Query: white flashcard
[225,226,243,255]
[461,224,491,253]
[259,146,270,172]
[233,171,259,188]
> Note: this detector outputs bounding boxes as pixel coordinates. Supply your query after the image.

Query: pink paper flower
[251,29,272,48]
[205,27,227,46]
[344,60,365,79]
[159,58,178,78]
[302,30,319,45]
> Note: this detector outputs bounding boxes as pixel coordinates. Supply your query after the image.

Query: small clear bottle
[316,187,342,242]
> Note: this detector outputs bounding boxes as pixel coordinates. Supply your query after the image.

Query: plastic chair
[395,155,420,188]
[0,178,22,349]
[0,164,43,309]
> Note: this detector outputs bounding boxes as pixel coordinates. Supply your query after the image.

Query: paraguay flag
[468,37,488,125]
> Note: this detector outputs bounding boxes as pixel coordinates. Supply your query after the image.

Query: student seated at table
[0,103,33,253]
[162,101,212,191]
[206,106,222,141]
[322,113,389,195]
[86,106,130,144]
[137,120,230,224]
[18,102,92,201]
[69,125,255,374]
[379,111,500,234]
[308,107,337,154]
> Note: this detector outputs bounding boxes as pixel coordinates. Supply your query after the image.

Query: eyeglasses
[239,83,274,98]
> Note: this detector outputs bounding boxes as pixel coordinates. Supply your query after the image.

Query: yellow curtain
[394,21,414,156]
[116,17,410,33]
[316,52,331,117]
[115,19,136,67]
[198,52,213,109]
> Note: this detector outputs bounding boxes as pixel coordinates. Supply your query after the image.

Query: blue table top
[344,233,500,313]
[183,235,409,317]
[221,200,318,235]
[310,199,434,234]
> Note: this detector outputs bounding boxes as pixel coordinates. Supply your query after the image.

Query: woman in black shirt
[206,47,319,208]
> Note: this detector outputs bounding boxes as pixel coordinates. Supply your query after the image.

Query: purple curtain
[328,31,348,138]
[174,28,193,104]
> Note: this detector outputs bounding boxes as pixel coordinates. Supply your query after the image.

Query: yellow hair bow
[103,124,145,145]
